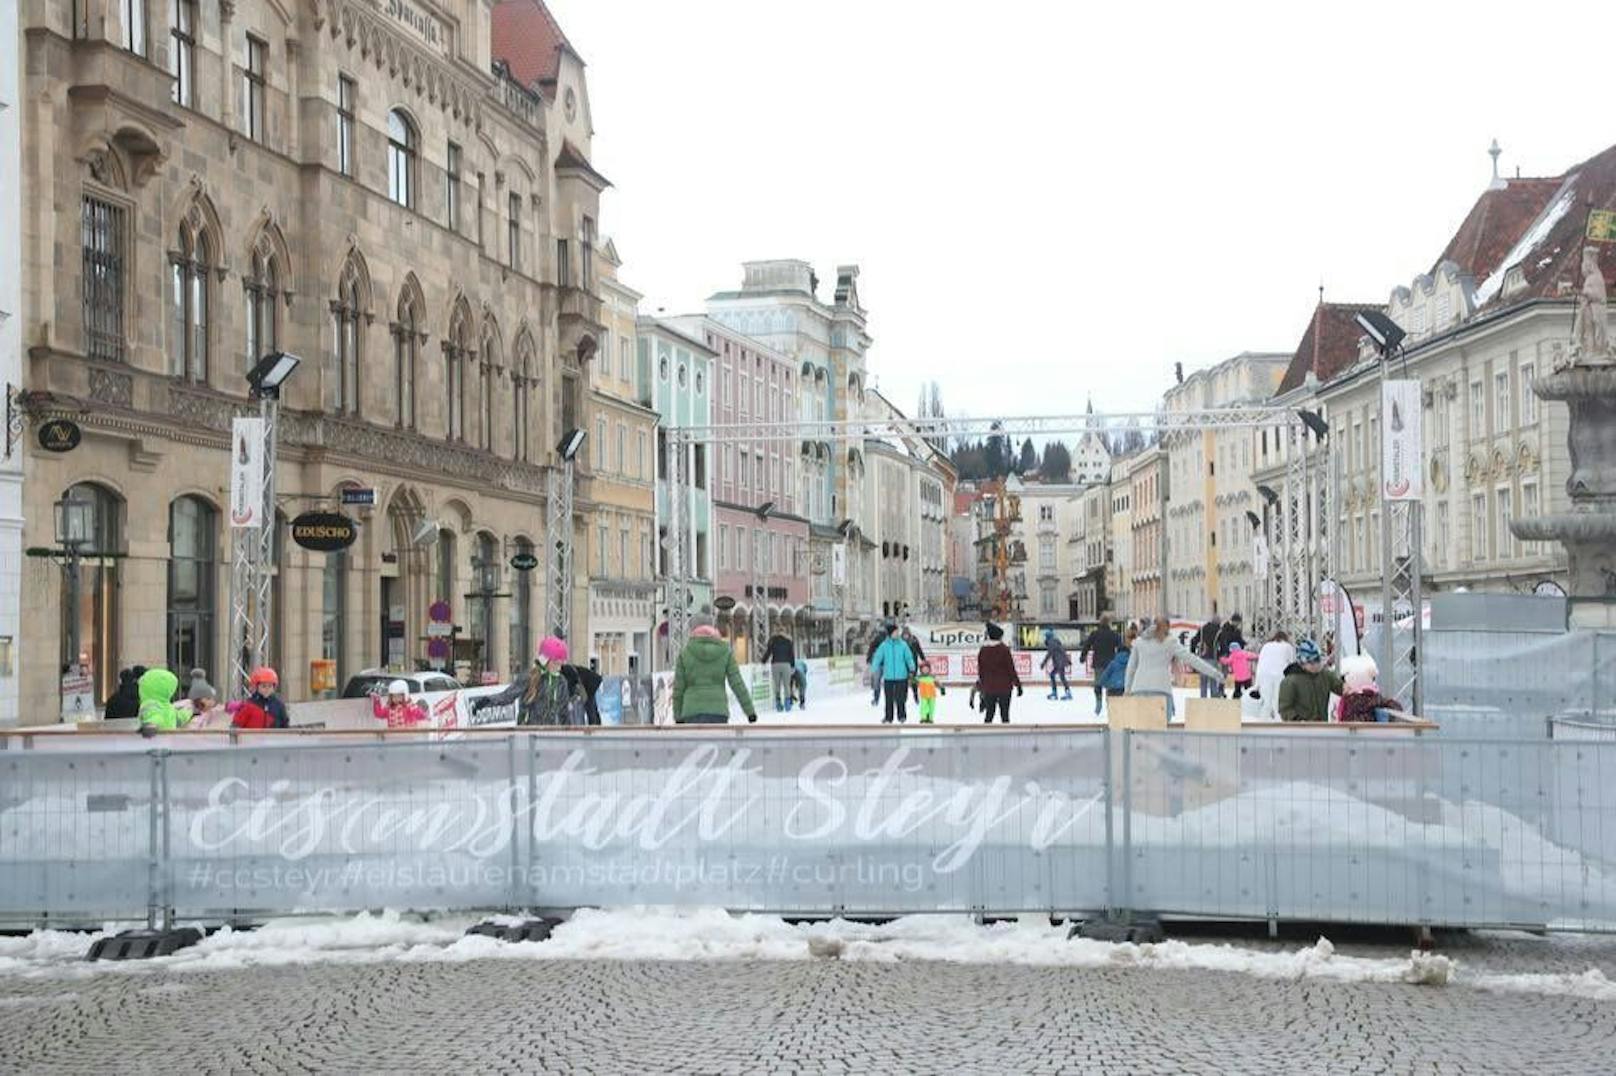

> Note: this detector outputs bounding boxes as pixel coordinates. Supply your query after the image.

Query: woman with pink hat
[472,635,580,726]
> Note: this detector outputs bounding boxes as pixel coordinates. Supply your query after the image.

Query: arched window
[244,231,279,371]
[512,333,535,463]
[169,212,210,381]
[386,109,416,208]
[167,495,218,678]
[329,254,365,414]
[394,280,423,427]
[510,536,534,674]
[468,531,499,678]
[445,300,471,441]
[478,322,499,451]
[60,483,124,707]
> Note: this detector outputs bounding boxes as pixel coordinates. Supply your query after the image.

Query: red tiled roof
[1468,141,1616,313]
[1277,302,1381,395]
[491,0,577,90]
[1432,177,1561,282]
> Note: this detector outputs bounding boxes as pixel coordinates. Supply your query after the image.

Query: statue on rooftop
[1567,245,1614,368]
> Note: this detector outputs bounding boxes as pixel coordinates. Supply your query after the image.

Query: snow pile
[12,908,1616,1002]
[1472,180,1578,307]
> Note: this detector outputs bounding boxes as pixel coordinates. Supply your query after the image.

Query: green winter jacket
[673,635,756,721]
[1277,664,1346,722]
[137,669,192,731]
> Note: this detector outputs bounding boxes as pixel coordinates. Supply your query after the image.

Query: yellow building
[585,241,658,674]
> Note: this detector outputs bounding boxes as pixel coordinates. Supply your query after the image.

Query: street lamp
[547,428,586,639]
[54,492,94,676]
[751,501,775,658]
[230,351,300,697]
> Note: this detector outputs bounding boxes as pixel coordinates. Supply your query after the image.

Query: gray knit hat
[186,668,218,702]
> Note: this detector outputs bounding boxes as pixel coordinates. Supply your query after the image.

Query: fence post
[506,734,520,912]
[526,735,539,911]
[1121,729,1134,926]
[146,749,160,931]
[158,751,173,931]
[1102,727,1115,918]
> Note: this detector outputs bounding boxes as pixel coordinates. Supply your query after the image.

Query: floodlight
[1245,510,1262,530]
[755,500,775,521]
[1297,409,1330,440]
[556,428,587,461]
[1256,484,1280,506]
[246,351,302,397]
[1353,310,1406,356]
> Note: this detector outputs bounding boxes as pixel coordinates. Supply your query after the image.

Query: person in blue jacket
[1097,626,1137,705]
[870,621,919,724]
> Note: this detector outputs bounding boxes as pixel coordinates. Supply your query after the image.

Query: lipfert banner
[137,731,1111,915]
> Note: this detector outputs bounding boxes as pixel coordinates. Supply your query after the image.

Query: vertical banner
[832,543,847,587]
[1317,577,1362,657]
[1252,532,1270,580]
[1381,380,1423,502]
[229,416,266,528]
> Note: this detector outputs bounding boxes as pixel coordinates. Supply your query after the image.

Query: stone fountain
[1512,245,1616,626]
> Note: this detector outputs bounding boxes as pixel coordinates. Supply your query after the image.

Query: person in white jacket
[1253,631,1297,722]
[1124,617,1224,718]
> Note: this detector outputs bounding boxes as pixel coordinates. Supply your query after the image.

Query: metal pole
[545,456,576,640]
[1377,380,1394,693]
[1157,448,1169,619]
[253,395,277,670]
[65,546,82,675]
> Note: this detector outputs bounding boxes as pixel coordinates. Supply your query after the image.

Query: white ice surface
[2,906,1613,1003]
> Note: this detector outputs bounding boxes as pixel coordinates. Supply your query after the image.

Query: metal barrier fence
[4,728,1616,932]
[1420,629,1616,737]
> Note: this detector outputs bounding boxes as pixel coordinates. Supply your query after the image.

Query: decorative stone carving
[168,385,238,431]
[88,369,133,409]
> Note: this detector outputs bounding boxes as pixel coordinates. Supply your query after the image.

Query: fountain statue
[1514,245,1616,623]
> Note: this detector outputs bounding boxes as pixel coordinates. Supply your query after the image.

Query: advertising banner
[153,730,1110,916]
[228,417,265,528]
[1381,379,1424,502]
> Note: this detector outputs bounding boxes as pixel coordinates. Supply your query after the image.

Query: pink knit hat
[537,635,569,665]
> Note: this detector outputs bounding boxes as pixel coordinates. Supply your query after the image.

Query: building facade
[1160,352,1288,621]
[1107,458,1135,622]
[1128,447,1165,621]
[859,390,954,626]
[1070,482,1111,622]
[640,318,714,658]
[665,315,809,661]
[707,259,870,651]
[17,0,608,719]
[586,241,656,675]
[0,0,21,724]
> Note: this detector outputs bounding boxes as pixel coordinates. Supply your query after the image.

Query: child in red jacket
[373,679,429,728]
[228,699,274,729]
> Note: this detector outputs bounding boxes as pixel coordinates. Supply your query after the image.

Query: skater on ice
[975,622,1022,724]
[1040,629,1072,700]
[1080,616,1123,716]
[915,660,946,723]
[870,621,919,724]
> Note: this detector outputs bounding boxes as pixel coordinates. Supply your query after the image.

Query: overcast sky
[548,0,1605,421]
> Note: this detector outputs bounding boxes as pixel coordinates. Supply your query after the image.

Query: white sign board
[60,672,96,722]
[832,544,847,587]
[229,417,266,528]
[1252,533,1269,581]
[1381,379,1423,502]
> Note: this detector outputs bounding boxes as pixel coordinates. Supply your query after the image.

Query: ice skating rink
[719,683,1220,727]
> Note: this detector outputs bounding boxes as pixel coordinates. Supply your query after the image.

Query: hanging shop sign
[510,552,539,572]
[290,511,358,552]
[37,418,82,453]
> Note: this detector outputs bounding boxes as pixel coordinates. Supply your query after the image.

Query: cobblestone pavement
[2,933,1614,1074]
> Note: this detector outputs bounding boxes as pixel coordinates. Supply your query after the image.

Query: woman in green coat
[673,616,758,724]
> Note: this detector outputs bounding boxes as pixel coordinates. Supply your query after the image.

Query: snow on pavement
[3,906,1615,1003]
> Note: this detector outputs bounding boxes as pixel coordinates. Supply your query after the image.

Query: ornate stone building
[16,0,609,719]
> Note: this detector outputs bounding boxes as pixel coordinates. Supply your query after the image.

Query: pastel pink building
[667,316,809,662]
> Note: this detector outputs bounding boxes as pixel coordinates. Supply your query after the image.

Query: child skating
[915,661,946,723]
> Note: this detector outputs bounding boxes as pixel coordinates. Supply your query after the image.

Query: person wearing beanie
[975,622,1022,724]
[474,636,578,725]
[672,615,757,724]
[184,670,224,727]
[870,621,918,723]
[1278,637,1344,722]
